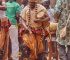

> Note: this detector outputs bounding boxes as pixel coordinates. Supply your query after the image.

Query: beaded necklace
[27,3,38,27]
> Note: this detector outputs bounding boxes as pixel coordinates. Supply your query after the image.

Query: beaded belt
[30,27,43,35]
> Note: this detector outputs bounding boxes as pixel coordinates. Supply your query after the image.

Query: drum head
[49,22,58,31]
[37,12,45,18]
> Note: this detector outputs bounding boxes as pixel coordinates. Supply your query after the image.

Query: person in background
[41,0,50,9]
[41,0,50,56]
[54,0,70,60]
[6,0,21,60]
[0,0,21,60]
[42,0,58,60]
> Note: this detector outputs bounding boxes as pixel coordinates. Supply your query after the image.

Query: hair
[8,0,16,2]
[41,0,50,9]
[23,0,28,6]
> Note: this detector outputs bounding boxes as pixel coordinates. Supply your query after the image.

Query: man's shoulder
[37,4,46,9]
[37,4,45,7]
[22,5,29,11]
[13,2,20,6]
[37,4,47,11]
[6,1,19,5]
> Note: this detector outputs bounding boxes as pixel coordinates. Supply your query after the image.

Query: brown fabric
[2,32,9,60]
[0,30,6,49]
[0,17,9,60]
[0,30,9,60]
[22,33,44,60]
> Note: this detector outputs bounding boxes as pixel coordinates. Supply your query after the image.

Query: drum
[49,22,58,32]
[45,22,58,60]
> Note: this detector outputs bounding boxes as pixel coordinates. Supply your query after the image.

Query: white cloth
[47,8,55,22]
[0,11,6,18]
[0,2,6,18]
[9,25,19,60]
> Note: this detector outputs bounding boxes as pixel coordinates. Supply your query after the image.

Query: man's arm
[53,0,63,22]
[20,16,32,34]
[0,5,6,10]
[0,0,6,10]
[20,16,28,30]
[20,6,32,33]
[54,0,62,13]
[34,9,50,23]
[15,3,22,23]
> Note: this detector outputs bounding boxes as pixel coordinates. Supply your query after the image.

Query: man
[6,0,21,60]
[54,0,70,60]
[42,0,58,60]
[20,0,49,60]
[0,0,21,60]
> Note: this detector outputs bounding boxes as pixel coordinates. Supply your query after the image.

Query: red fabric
[0,6,6,10]
[1,20,11,32]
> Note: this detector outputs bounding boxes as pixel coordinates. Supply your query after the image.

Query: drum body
[45,22,58,60]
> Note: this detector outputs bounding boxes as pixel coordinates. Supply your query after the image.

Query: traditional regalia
[0,1,9,60]
[20,0,49,59]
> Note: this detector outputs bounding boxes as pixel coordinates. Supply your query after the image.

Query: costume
[21,3,48,60]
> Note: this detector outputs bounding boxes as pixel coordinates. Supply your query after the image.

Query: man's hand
[54,12,61,22]
[60,27,66,38]
[28,29,32,34]
[34,17,49,23]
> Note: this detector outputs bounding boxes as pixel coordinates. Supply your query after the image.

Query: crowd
[0,0,70,60]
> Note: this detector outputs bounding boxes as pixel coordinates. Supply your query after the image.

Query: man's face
[29,2,36,9]
[42,1,50,9]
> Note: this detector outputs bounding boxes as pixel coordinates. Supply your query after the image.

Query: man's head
[9,0,16,2]
[41,0,50,9]
[28,0,38,9]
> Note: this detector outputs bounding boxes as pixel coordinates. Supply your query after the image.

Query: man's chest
[6,3,17,12]
[26,10,36,18]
